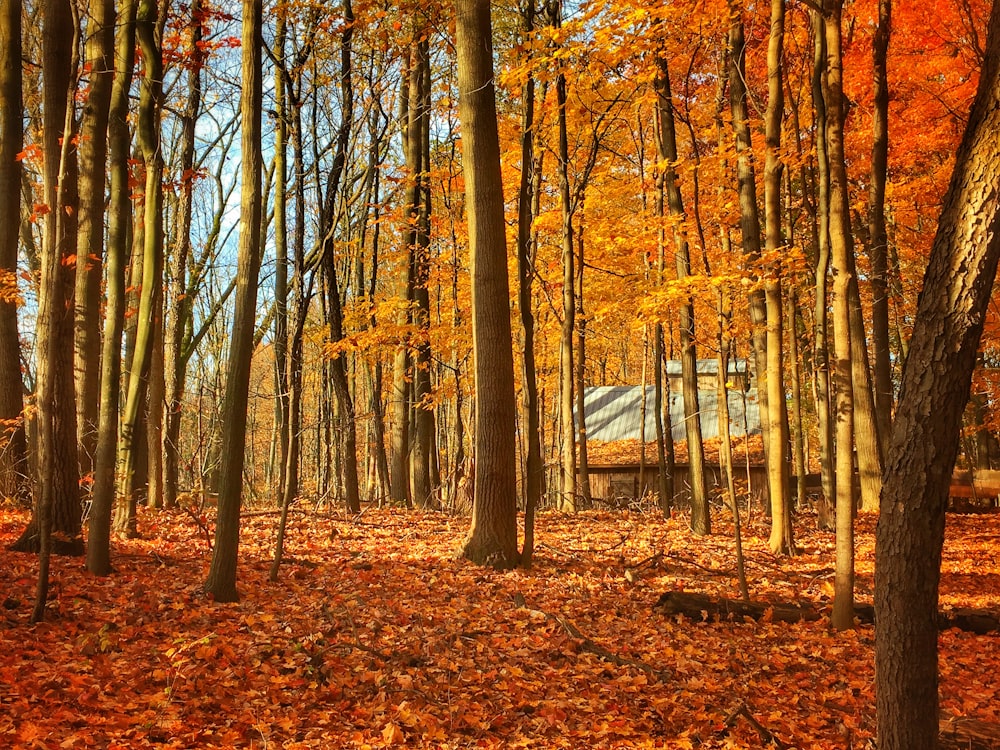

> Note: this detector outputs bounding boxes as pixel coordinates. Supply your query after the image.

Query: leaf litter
[1,505,998,748]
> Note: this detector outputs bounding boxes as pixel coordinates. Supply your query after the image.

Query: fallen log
[656,592,1000,633]
[940,713,1000,750]
[654,591,820,624]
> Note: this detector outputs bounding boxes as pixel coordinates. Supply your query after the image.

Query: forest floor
[1,501,999,749]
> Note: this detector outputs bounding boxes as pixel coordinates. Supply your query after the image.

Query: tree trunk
[115,0,165,537]
[86,0,137,575]
[454,0,519,569]
[25,0,83,622]
[727,0,769,479]
[876,2,1000,747]
[517,0,543,566]
[764,0,791,554]
[0,0,29,505]
[654,53,708,534]
[824,0,856,632]
[575,225,592,507]
[73,0,114,480]
[164,0,205,510]
[204,0,262,602]
[556,53,577,514]
[869,0,893,445]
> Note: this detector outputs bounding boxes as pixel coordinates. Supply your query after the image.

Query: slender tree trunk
[204,0,262,602]
[654,53,708,534]
[811,10,836,517]
[877,4,1000,746]
[764,0,791,554]
[454,0,519,569]
[575,222,592,507]
[407,32,435,509]
[727,0,770,476]
[825,0,856,632]
[556,53,577,514]
[115,0,166,536]
[870,0,893,445]
[86,0,137,575]
[516,0,542,566]
[0,0,29,505]
[74,0,114,480]
[271,11,289,508]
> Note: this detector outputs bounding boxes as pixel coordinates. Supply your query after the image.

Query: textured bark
[824,0,855,632]
[454,0,519,569]
[21,0,83,620]
[876,2,1000,747]
[204,0,262,602]
[654,54,707,535]
[73,0,114,478]
[0,0,29,505]
[86,0,137,575]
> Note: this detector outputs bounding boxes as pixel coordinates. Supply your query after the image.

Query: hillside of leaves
[2,504,998,749]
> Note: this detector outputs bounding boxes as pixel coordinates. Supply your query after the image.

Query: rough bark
[454,0,519,569]
[876,1,1000,746]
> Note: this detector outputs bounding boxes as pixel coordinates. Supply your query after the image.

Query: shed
[575,360,767,505]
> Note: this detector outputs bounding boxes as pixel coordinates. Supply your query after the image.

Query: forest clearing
[2,504,999,749]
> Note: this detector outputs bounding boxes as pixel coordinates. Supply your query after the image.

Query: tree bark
[0,0,29,505]
[204,0,262,602]
[454,0,519,569]
[86,0,137,575]
[876,1,1000,747]
[73,0,114,480]
[654,54,708,535]
[824,0,856,632]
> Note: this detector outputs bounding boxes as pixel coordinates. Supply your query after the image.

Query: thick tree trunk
[876,2,1000,747]
[454,0,519,569]
[204,0,262,602]
[23,0,83,620]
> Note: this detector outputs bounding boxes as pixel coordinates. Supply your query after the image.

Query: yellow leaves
[380,722,403,745]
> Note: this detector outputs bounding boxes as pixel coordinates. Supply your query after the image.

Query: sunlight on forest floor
[1,503,998,748]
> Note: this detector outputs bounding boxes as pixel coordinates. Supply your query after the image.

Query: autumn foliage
[2,504,998,748]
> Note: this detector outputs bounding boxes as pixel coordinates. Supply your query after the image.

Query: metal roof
[576,376,762,444]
